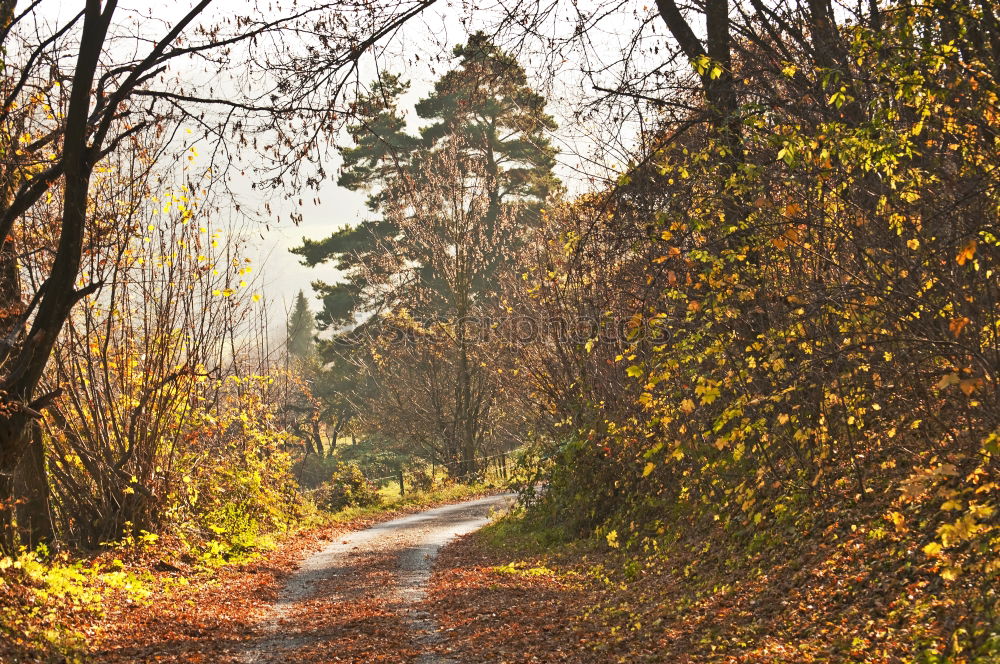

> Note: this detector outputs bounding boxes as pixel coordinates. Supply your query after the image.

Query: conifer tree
[286,290,316,361]
[293,33,558,329]
[293,34,558,475]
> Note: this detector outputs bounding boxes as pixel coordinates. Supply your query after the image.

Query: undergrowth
[0,481,498,663]
[488,483,1000,664]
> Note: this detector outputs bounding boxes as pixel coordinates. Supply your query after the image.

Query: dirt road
[243,494,514,664]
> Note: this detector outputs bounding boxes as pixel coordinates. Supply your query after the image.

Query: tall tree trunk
[13,423,53,547]
[0,240,24,545]
[455,323,470,478]
[311,413,324,456]
[0,2,113,552]
[656,0,738,142]
[329,412,346,455]
[0,242,52,549]
[453,288,478,479]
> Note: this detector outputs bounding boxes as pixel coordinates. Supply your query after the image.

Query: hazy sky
[87,0,657,317]
[29,0,665,321]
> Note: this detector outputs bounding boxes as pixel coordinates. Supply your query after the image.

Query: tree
[295,33,558,476]
[279,290,325,457]
[45,187,270,546]
[0,0,452,551]
[295,33,558,325]
[500,1,1000,648]
[286,291,317,361]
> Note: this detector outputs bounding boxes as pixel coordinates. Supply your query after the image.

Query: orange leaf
[959,378,982,396]
[948,316,970,338]
[956,239,976,266]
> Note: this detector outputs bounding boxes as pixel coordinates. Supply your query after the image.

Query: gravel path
[243,494,514,664]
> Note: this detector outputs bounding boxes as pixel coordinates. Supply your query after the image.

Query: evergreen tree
[293,34,559,476]
[286,290,316,360]
[293,33,558,329]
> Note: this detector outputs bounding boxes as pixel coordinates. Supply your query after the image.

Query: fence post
[397,466,405,497]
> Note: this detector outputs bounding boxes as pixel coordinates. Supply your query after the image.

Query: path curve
[244,494,514,664]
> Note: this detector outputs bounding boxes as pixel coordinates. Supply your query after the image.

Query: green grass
[476,506,578,558]
[318,481,499,525]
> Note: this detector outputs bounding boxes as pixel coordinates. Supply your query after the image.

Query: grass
[476,505,581,558]
[322,481,500,525]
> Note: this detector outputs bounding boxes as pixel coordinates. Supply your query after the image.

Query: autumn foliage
[500,1,999,660]
[0,0,998,661]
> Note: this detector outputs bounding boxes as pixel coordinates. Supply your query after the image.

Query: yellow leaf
[886,511,906,532]
[940,566,960,581]
[642,462,656,477]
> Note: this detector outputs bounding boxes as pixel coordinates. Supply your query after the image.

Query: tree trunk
[12,423,53,548]
[330,414,345,455]
[655,0,736,135]
[0,4,112,552]
[311,414,324,456]
[454,315,478,480]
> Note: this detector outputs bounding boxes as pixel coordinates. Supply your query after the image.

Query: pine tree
[292,34,559,476]
[293,33,558,329]
[286,290,316,360]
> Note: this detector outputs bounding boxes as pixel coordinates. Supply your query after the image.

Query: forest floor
[9,491,984,663]
[84,493,516,664]
[1,486,501,664]
[423,509,992,664]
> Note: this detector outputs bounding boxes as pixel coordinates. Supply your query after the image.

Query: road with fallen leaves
[242,494,514,664]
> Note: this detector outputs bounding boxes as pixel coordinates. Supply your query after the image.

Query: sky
[54,0,661,318]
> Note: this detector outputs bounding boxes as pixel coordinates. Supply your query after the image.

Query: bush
[312,462,382,512]
[408,467,434,492]
[293,454,342,489]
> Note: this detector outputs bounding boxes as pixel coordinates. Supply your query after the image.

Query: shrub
[312,462,382,512]
[293,454,342,489]
[408,468,434,492]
